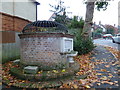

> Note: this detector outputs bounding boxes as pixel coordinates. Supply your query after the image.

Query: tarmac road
[93,38,120,50]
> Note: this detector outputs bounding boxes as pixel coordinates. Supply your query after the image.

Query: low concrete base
[10,61,80,81]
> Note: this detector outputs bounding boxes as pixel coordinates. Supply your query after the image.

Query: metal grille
[22,21,68,33]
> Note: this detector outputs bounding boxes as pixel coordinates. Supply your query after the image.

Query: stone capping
[18,33,74,38]
[24,66,39,74]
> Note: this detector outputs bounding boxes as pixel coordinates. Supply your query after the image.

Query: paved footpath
[91,45,120,89]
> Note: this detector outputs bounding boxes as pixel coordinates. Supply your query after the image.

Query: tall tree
[49,0,71,25]
[83,0,109,39]
[83,1,95,39]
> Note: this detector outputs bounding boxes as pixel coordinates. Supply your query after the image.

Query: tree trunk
[83,0,95,39]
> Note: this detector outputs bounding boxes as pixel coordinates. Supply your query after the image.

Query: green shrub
[74,37,95,55]
[68,29,95,55]
[67,16,94,55]
[68,16,84,29]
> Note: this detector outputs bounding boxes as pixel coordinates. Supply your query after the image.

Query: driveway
[93,38,120,50]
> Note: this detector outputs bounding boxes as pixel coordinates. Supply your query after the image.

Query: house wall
[0,13,32,63]
[1,32,20,63]
[1,0,36,21]
[0,1,14,16]
[0,0,37,63]
[118,1,120,26]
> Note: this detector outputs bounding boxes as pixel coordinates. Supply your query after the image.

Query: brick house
[104,24,118,35]
[0,0,40,63]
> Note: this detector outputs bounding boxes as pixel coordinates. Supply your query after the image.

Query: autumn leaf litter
[2,46,119,88]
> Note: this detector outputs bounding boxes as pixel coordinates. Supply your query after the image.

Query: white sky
[37,0,119,26]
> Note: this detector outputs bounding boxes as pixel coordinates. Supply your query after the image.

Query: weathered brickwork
[14,17,31,32]
[1,12,31,32]
[19,34,71,70]
[1,13,14,31]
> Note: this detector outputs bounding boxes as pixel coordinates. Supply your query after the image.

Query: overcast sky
[37,0,119,26]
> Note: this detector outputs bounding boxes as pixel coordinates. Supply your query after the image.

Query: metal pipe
[35,2,40,21]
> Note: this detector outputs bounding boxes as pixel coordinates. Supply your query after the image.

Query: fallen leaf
[84,85,90,88]
[108,75,113,78]
[100,76,108,80]
[101,69,107,72]
[105,65,110,68]
[53,70,58,73]
[79,80,86,85]
[62,84,70,88]
[47,71,50,73]
[115,84,119,86]
[8,83,12,86]
[113,61,119,65]
[108,82,114,85]
[73,84,78,88]
[114,81,118,83]
[107,71,110,73]
[22,80,25,83]
[118,70,120,72]
[112,64,116,66]
[38,71,42,74]
[96,73,103,75]
[97,83,101,86]
[101,81,114,85]
[61,69,66,72]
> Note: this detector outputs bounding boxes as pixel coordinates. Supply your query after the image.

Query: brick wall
[1,12,32,32]
[19,33,73,70]
[1,13,14,31]
[0,12,32,43]
[14,17,31,32]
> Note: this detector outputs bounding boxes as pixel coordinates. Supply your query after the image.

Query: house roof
[31,0,40,5]
[48,13,56,21]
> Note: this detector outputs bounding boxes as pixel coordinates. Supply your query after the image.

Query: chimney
[99,21,101,25]
[93,22,96,25]
[114,24,116,27]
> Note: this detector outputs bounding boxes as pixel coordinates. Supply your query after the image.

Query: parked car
[103,34,113,39]
[112,34,120,44]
